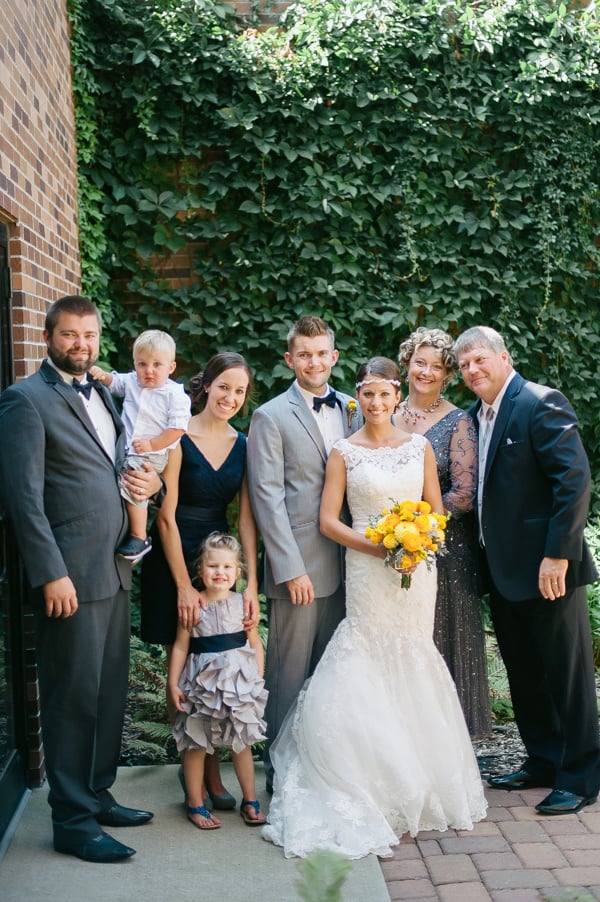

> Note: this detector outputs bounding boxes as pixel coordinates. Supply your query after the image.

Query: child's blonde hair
[133,329,176,362]
[195,532,244,586]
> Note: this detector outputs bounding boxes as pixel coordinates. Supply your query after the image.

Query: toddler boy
[90,329,190,561]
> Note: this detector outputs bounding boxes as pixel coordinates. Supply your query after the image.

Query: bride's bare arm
[320,450,386,558]
[422,442,444,514]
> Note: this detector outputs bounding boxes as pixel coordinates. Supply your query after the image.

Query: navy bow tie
[72,378,94,399]
[313,391,338,412]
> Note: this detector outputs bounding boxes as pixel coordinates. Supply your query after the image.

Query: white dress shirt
[296,382,345,456]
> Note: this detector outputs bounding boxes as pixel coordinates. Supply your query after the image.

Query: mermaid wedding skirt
[263,436,487,859]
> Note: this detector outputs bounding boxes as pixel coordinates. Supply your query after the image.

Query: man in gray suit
[247,315,359,792]
[0,296,162,862]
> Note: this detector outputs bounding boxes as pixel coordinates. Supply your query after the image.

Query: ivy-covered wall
[69,0,600,507]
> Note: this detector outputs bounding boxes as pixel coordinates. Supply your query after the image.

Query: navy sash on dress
[188,630,247,655]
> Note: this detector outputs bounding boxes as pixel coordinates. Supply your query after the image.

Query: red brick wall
[1,0,81,788]
[0,0,81,379]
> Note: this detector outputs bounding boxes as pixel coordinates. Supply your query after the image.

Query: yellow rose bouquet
[365,499,448,589]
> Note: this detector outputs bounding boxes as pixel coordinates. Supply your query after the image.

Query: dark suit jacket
[474,372,597,602]
[0,359,130,601]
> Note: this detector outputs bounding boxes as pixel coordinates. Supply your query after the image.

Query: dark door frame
[0,221,30,855]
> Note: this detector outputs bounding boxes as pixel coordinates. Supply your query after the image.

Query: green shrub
[586,518,600,667]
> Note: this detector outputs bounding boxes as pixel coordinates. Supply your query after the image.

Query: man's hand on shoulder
[43,576,78,618]
[286,574,315,606]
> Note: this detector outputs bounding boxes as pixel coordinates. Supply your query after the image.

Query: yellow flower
[398,500,417,518]
[382,533,399,550]
[406,534,424,553]
[365,526,383,545]
[416,500,432,514]
[414,513,433,532]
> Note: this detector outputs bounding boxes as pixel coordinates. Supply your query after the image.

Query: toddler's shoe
[117,535,152,563]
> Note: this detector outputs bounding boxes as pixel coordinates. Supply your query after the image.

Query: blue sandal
[240,799,266,826]
[186,805,220,830]
[178,765,212,810]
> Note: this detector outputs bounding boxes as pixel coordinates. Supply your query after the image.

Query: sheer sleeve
[443,412,477,518]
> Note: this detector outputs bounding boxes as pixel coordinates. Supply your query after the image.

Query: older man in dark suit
[455,325,599,815]
[0,295,162,861]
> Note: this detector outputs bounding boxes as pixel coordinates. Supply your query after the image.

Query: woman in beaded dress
[141,352,259,807]
[263,357,487,860]
[397,328,492,739]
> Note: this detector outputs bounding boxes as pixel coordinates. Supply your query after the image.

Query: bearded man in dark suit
[0,295,162,861]
[455,325,599,816]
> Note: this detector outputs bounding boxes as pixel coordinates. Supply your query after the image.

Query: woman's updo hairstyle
[397,328,458,379]
[188,352,253,414]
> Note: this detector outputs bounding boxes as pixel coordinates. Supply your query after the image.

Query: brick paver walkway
[380,787,600,901]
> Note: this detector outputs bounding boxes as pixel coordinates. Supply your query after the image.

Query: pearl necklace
[398,396,443,425]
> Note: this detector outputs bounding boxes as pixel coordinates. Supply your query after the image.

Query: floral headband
[355,377,402,389]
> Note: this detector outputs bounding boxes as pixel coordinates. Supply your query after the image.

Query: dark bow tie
[313,391,338,412]
[72,378,94,399]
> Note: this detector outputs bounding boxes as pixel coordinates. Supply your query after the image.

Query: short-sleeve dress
[172,592,267,754]
[141,431,247,645]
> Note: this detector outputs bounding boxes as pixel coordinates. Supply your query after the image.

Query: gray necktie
[478,407,495,543]
[480,406,495,456]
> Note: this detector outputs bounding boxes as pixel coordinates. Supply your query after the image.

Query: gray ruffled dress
[173,592,267,755]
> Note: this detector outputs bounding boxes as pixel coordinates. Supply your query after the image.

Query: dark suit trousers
[34,589,130,840]
[489,582,600,797]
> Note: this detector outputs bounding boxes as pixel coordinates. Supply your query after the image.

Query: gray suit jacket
[0,360,130,601]
[247,382,360,600]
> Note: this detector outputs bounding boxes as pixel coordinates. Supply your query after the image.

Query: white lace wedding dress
[263,434,487,859]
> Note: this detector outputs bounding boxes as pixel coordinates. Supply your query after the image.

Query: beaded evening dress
[263,434,487,860]
[426,410,493,739]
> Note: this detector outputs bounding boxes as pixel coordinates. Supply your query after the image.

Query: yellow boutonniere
[346,398,358,428]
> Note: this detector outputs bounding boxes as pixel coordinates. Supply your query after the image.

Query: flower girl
[168,532,267,829]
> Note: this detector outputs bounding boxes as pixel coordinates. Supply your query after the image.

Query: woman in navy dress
[141,352,258,806]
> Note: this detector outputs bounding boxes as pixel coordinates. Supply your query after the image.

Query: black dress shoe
[487,768,549,791]
[54,831,136,862]
[535,789,598,815]
[97,803,154,827]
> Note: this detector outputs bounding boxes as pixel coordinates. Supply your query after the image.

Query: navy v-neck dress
[141,431,247,645]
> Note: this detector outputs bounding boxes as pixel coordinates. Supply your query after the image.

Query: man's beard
[47,346,97,376]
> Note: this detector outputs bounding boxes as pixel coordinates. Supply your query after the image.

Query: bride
[262,357,487,859]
